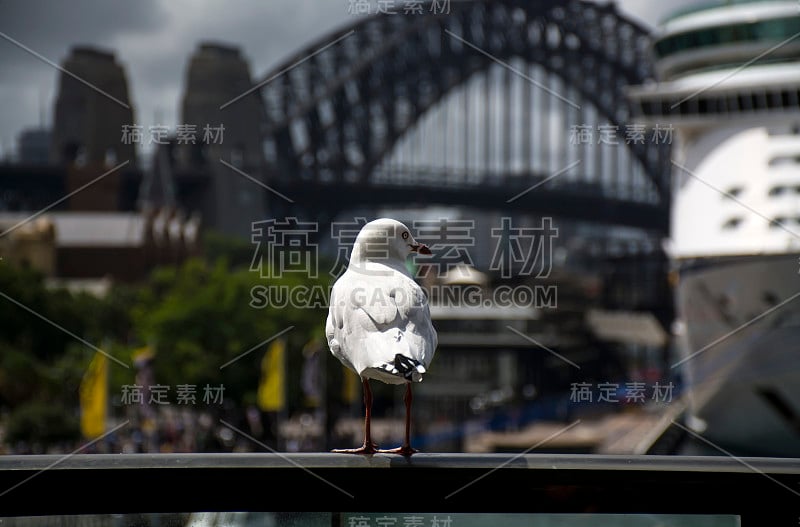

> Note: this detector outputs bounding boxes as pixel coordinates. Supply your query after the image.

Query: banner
[342,366,359,405]
[258,338,286,412]
[80,352,107,439]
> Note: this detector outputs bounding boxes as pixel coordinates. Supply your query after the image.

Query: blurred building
[51,47,142,213]
[0,217,56,275]
[144,42,267,238]
[0,45,204,287]
[51,46,136,167]
[0,209,202,284]
[3,43,270,249]
[18,128,51,165]
[1,46,143,215]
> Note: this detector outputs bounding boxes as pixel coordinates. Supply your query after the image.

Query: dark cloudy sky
[0,0,697,159]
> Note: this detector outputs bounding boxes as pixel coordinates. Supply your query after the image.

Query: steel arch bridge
[255,0,671,232]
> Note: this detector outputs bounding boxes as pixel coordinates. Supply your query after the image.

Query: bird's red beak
[411,243,431,255]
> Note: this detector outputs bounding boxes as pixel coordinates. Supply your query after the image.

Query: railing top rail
[1,453,797,520]
[1,452,799,473]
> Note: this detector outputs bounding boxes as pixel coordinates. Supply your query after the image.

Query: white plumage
[326,218,437,454]
[326,218,437,383]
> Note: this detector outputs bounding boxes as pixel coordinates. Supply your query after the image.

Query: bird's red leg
[363,378,377,452]
[378,382,417,456]
[332,378,378,454]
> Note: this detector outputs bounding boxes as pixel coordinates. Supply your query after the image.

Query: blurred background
[0,0,798,470]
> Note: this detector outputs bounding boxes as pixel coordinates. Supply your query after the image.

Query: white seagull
[326,218,437,455]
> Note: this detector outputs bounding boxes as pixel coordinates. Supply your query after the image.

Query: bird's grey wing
[356,273,437,369]
[393,276,437,368]
[330,270,437,377]
[326,278,355,372]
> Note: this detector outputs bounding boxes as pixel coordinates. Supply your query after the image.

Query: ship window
[768,185,787,196]
[722,217,742,229]
[768,156,800,166]
[653,18,800,59]
[727,93,740,112]
[724,186,743,198]
[697,29,714,46]
[768,91,782,109]
[737,94,751,111]
[755,91,768,110]
[770,217,787,228]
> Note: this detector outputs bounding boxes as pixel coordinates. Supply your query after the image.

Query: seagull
[326,218,437,456]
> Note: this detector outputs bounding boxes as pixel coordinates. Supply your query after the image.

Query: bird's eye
[402,232,409,240]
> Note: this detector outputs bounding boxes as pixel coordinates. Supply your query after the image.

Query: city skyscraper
[51,46,136,167]
[179,42,266,237]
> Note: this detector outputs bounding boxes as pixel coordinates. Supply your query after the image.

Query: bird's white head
[350,218,431,266]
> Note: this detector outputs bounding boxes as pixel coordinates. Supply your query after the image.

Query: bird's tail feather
[394,354,426,382]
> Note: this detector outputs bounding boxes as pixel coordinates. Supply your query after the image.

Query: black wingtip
[394,354,425,381]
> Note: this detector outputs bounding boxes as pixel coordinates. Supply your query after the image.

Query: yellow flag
[132,345,154,366]
[80,352,107,439]
[257,338,286,412]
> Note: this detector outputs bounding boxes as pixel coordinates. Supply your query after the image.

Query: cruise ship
[628,0,800,456]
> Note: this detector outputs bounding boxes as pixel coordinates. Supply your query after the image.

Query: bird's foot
[377,445,417,457]
[331,442,378,455]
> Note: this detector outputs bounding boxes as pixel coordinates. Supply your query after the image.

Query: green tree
[130,257,329,408]
[0,235,336,449]
[0,263,126,446]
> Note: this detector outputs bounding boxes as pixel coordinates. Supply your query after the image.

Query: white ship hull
[626,0,800,456]
[677,253,800,456]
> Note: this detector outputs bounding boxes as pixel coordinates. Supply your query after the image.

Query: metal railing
[0,453,798,524]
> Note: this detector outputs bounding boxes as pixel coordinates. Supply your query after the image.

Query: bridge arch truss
[255,0,671,232]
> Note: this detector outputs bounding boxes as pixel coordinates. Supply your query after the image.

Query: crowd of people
[0,403,363,455]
